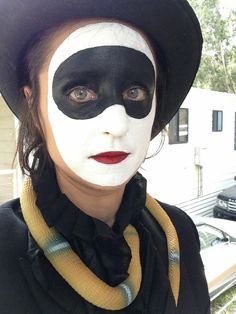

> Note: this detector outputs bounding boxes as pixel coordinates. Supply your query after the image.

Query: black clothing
[0,172,210,314]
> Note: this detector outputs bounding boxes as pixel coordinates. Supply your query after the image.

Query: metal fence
[176,190,222,217]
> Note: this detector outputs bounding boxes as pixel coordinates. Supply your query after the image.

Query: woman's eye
[123,87,147,101]
[68,86,97,103]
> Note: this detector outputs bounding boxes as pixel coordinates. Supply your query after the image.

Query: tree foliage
[188,0,236,93]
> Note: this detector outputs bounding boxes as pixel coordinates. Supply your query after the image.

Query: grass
[211,286,236,313]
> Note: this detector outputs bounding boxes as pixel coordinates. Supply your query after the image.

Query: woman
[0,0,210,313]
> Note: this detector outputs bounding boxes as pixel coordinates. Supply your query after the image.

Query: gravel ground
[211,286,236,313]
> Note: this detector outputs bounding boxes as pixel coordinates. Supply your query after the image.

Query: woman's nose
[100,105,129,137]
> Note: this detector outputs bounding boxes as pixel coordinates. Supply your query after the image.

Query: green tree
[188,0,236,93]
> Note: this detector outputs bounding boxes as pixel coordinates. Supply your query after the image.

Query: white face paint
[47,22,156,187]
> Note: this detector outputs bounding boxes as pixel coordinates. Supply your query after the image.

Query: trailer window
[212,110,223,132]
[168,108,189,144]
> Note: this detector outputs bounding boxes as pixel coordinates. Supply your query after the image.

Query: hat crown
[0,0,202,137]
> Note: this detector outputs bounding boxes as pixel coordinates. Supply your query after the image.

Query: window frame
[212,110,223,132]
[168,108,189,145]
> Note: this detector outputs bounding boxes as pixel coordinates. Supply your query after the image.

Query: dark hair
[16,25,65,179]
[16,22,167,179]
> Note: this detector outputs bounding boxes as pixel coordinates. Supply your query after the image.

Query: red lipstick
[90,151,129,164]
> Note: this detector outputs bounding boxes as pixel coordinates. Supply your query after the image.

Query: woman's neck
[55,166,126,227]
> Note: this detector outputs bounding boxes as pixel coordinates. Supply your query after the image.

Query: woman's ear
[23,86,32,103]
[23,85,41,130]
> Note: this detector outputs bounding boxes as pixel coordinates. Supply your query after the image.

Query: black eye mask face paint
[52,46,155,120]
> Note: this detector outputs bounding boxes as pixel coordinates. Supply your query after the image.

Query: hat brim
[0,0,202,137]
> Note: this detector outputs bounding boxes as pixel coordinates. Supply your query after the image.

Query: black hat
[0,0,202,137]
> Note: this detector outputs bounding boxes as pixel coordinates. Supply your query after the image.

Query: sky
[220,0,236,15]
[223,0,236,10]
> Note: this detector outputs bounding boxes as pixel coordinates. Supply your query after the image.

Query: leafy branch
[188,0,236,93]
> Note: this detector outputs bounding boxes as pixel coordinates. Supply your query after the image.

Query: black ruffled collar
[32,162,147,287]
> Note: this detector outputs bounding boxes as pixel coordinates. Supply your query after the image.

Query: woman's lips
[90,151,129,164]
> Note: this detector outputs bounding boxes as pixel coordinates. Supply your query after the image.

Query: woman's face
[38,21,156,187]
